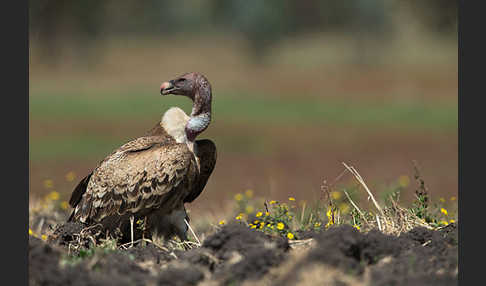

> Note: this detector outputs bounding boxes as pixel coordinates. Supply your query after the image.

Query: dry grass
[339,162,434,236]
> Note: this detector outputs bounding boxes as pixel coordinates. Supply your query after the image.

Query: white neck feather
[161,107,190,144]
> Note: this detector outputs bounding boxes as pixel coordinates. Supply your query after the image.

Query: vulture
[68,72,216,242]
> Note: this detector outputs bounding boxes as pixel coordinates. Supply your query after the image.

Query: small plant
[410,161,433,223]
[231,193,336,240]
[60,238,119,267]
[229,161,458,240]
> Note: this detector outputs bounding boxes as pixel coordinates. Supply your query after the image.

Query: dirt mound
[29,221,457,286]
[30,222,290,285]
[125,243,175,264]
[276,225,458,286]
[29,236,118,286]
[156,265,205,286]
[184,222,291,284]
[370,225,458,286]
[49,222,85,245]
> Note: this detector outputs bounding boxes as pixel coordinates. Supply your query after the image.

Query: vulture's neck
[186,89,212,142]
[161,88,212,150]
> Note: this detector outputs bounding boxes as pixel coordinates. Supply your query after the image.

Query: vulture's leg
[184,218,200,245]
[147,206,189,242]
[171,207,189,242]
[130,215,134,247]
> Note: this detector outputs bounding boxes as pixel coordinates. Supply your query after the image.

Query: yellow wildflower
[245,189,254,198]
[353,224,361,231]
[314,222,321,228]
[287,232,294,239]
[439,198,446,203]
[265,212,270,216]
[251,225,257,229]
[256,211,263,217]
[326,208,333,220]
[267,223,272,228]
[398,175,410,188]
[450,196,456,201]
[254,220,259,224]
[29,228,33,236]
[65,171,76,182]
[440,220,449,226]
[449,219,456,224]
[260,222,264,228]
[288,197,295,201]
[43,179,54,189]
[234,193,243,201]
[269,200,277,205]
[60,201,69,210]
[235,215,242,220]
[219,220,226,225]
[47,191,60,201]
[325,209,334,228]
[441,208,448,216]
[246,205,254,214]
[277,222,285,230]
[41,234,47,241]
[331,191,341,200]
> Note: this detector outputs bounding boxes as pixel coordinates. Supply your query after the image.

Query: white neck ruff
[161,107,190,144]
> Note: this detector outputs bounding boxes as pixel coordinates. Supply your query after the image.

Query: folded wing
[70,136,197,224]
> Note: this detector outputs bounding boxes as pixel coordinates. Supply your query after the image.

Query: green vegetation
[224,163,458,240]
[30,89,457,161]
[30,90,457,130]
[60,239,123,267]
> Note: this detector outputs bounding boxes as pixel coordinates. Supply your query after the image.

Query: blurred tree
[30,0,106,66]
[405,0,457,36]
[210,0,292,62]
[29,0,457,64]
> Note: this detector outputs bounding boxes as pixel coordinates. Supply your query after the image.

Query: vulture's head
[160,72,211,102]
[160,72,212,142]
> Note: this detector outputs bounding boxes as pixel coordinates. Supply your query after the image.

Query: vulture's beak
[160,80,177,95]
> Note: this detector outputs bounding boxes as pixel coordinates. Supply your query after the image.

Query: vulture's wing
[184,139,217,203]
[143,121,168,136]
[67,132,178,220]
[70,136,196,224]
[69,173,92,208]
[67,173,92,221]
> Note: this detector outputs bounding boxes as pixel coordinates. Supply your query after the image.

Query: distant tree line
[30,0,457,61]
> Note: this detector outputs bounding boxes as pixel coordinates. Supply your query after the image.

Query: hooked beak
[160,80,177,95]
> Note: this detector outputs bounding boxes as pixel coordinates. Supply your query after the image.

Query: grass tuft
[226,162,457,240]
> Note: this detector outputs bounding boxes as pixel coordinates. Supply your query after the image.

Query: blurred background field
[29,0,457,219]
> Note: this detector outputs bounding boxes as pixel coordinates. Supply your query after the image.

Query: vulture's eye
[177,78,187,84]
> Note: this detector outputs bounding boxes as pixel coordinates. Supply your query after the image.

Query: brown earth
[29,220,458,286]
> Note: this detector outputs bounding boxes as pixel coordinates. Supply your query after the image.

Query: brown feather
[69,173,92,207]
[70,134,198,229]
[185,139,217,203]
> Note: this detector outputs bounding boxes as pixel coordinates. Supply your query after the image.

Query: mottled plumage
[68,72,216,242]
